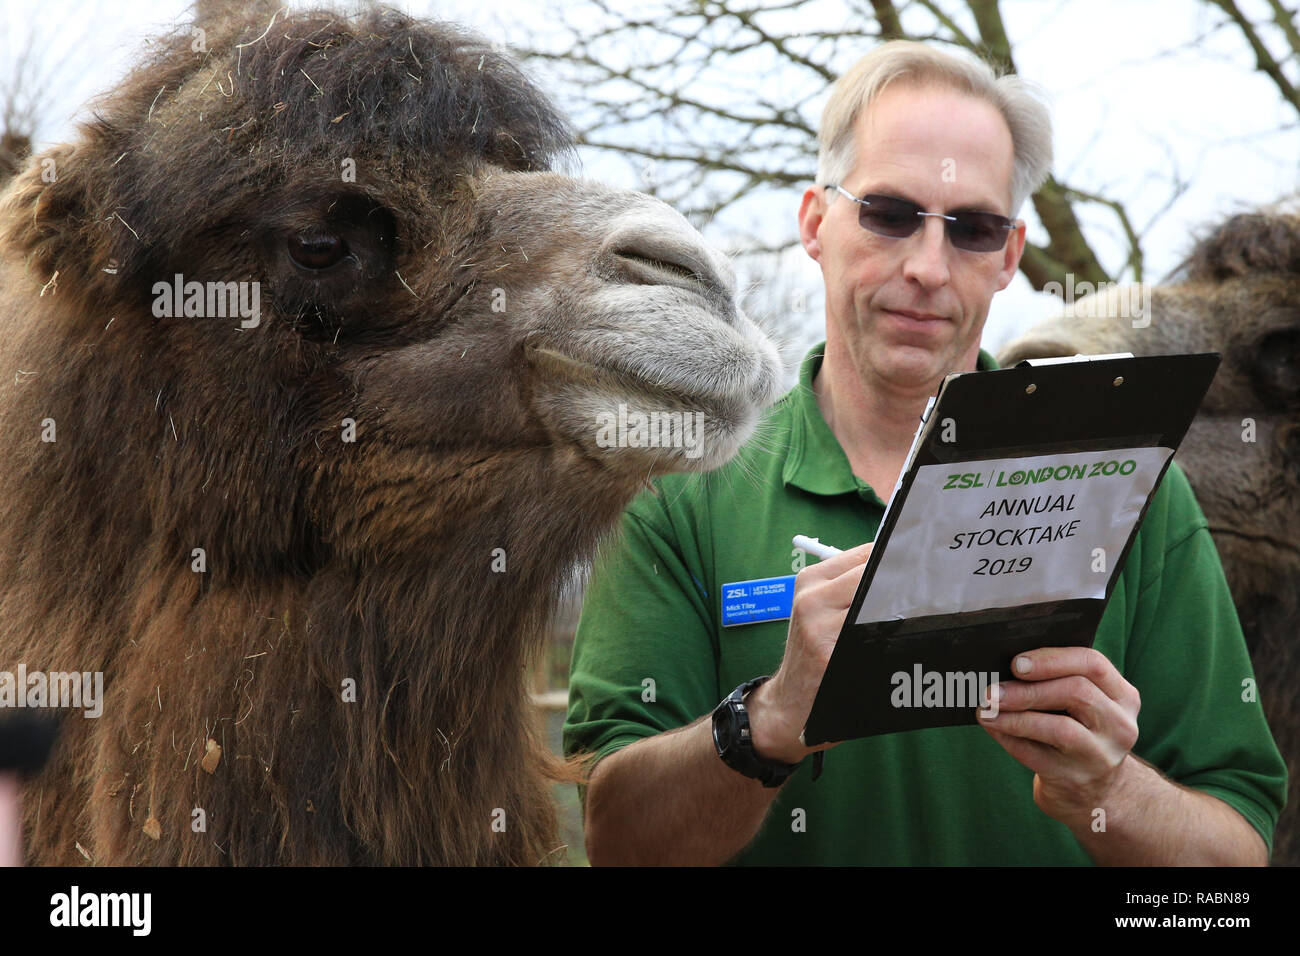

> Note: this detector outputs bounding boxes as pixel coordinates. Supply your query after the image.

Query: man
[563,41,1287,865]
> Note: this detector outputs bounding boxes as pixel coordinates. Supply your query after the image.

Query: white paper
[855,446,1174,624]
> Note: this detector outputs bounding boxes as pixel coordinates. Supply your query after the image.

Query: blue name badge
[721,575,796,627]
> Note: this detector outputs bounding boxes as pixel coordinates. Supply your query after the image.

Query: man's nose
[901,216,950,289]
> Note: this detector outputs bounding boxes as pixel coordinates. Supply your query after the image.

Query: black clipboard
[801,352,1221,746]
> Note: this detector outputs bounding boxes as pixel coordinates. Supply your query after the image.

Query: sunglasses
[826,185,1017,252]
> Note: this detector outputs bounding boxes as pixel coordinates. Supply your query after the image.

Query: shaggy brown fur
[1000,209,1300,864]
[0,5,779,864]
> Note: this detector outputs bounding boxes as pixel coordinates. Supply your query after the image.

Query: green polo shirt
[564,340,1287,865]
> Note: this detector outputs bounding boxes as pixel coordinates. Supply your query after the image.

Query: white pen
[792,534,844,560]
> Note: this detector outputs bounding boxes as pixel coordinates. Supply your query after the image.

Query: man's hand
[746,541,874,765]
[977,645,1268,865]
[977,646,1140,825]
[583,539,875,865]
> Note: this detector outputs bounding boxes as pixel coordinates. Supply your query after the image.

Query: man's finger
[801,540,872,581]
[1009,647,1135,706]
[981,724,1067,778]
[980,708,1098,760]
[994,675,1123,734]
[827,558,871,608]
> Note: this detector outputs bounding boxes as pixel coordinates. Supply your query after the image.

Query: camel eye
[288,233,348,270]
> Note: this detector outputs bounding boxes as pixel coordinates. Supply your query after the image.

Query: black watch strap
[711,676,803,788]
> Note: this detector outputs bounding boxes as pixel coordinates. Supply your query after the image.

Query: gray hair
[817,41,1053,216]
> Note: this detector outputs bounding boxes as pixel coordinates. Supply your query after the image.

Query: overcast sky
[6,0,1297,362]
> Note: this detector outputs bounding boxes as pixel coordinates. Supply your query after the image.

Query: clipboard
[801,352,1221,746]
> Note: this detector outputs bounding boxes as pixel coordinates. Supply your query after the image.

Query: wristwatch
[711,676,803,788]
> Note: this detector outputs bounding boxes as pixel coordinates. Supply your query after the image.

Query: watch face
[712,708,733,754]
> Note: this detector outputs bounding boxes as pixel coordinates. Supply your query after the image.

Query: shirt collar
[781,340,1000,498]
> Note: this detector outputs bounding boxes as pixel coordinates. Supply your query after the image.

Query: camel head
[0,6,782,573]
[999,211,1300,643]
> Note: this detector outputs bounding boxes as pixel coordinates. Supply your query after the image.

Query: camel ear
[0,144,91,279]
[1179,213,1300,282]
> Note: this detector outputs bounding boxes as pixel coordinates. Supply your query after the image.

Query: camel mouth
[524,341,709,410]
[522,336,774,473]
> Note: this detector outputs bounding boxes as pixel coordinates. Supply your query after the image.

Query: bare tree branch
[1264,0,1300,57]
[514,0,1217,295]
[1204,0,1300,116]
[1,3,103,182]
[870,0,904,40]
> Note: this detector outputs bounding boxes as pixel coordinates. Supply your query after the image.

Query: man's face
[799,83,1027,390]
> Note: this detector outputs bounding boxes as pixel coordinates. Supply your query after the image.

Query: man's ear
[798,186,825,262]
[996,220,1027,291]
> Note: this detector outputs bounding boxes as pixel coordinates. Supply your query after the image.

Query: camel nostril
[610,241,730,301]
